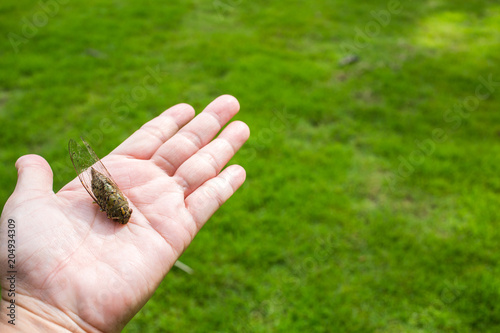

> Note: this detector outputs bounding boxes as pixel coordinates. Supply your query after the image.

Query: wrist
[0,297,90,333]
[0,299,61,332]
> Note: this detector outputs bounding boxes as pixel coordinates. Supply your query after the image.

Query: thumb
[14,154,54,195]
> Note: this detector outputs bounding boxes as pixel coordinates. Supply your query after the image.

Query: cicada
[69,138,133,224]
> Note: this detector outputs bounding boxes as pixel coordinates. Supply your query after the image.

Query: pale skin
[0,95,250,332]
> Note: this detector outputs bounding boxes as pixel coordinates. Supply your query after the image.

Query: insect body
[69,138,133,224]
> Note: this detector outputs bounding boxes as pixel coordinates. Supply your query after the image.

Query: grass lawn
[1,0,500,331]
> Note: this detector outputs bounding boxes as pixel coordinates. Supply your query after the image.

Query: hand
[0,95,249,332]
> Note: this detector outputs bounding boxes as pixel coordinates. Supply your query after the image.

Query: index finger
[111,103,195,159]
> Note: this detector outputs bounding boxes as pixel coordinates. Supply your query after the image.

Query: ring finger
[174,120,250,197]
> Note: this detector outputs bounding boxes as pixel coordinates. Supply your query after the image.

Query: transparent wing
[80,138,116,184]
[68,138,118,203]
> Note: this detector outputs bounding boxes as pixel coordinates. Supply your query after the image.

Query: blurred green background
[1,0,500,332]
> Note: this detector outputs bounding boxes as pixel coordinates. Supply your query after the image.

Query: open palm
[0,95,249,332]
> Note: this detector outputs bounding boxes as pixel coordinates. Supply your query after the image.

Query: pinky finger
[185,165,246,229]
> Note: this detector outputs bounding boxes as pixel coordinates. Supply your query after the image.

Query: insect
[68,138,133,224]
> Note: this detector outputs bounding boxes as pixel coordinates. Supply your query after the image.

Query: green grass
[1,0,500,331]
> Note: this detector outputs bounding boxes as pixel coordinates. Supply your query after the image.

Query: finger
[152,95,240,175]
[174,121,249,196]
[185,165,246,228]
[14,155,54,195]
[111,103,195,159]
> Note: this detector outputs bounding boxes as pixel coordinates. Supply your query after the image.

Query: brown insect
[69,138,132,224]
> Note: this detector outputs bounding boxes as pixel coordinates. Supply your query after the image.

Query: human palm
[0,95,249,332]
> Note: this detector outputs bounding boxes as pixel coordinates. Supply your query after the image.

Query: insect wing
[69,138,98,202]
[68,138,117,203]
[80,138,118,186]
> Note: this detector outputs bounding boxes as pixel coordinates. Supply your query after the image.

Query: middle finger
[151,95,241,175]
